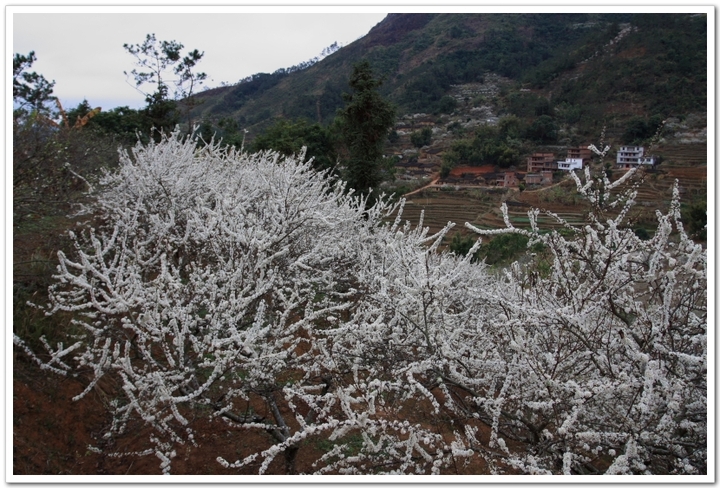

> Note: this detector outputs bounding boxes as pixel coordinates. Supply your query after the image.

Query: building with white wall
[616,146,655,168]
[558,158,584,171]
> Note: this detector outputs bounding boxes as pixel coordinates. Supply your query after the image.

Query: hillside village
[386,78,704,193]
[394,138,656,190]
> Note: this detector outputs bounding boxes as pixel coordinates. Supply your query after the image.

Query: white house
[616,146,655,169]
[558,158,584,171]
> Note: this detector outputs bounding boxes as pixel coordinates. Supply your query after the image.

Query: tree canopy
[251,118,337,175]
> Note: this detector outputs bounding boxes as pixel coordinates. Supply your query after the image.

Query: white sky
[11,7,388,111]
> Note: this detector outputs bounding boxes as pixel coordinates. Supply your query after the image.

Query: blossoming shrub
[16,131,706,475]
[17,130,471,474]
[458,168,707,474]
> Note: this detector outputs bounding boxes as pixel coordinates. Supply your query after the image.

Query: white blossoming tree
[16,130,471,474]
[449,167,707,475]
[321,164,707,475]
[15,131,706,475]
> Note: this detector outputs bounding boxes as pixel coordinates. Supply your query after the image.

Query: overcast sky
[11,7,388,111]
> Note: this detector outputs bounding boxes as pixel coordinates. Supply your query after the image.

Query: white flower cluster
[463,166,706,475]
[17,130,706,475]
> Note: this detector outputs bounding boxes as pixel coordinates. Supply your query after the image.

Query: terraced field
[656,143,707,167]
[397,183,592,240]
[398,188,508,237]
[394,144,707,244]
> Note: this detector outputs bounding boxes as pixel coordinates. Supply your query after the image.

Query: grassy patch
[310,432,365,457]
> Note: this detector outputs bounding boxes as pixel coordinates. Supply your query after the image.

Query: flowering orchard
[15,131,706,475]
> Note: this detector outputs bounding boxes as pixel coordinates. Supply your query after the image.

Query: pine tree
[336,60,396,202]
[12,51,55,116]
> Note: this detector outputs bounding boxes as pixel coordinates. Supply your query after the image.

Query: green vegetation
[525,114,558,144]
[251,118,337,174]
[65,100,146,144]
[449,231,546,266]
[634,227,651,240]
[537,184,585,206]
[622,115,664,145]
[410,127,433,148]
[549,14,706,134]
[311,433,365,457]
[450,231,546,266]
[448,232,479,261]
[336,60,397,201]
[442,122,522,170]
[396,14,600,113]
[684,200,707,242]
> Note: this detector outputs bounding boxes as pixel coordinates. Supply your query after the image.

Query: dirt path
[403,176,439,196]
[402,174,568,199]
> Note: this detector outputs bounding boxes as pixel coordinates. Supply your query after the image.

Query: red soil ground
[13,357,494,476]
[449,165,496,176]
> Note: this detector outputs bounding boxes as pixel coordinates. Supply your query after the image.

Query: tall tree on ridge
[336,60,396,204]
[13,51,55,117]
[124,33,206,137]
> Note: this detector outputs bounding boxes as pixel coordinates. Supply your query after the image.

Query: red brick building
[527,153,556,172]
[567,146,592,163]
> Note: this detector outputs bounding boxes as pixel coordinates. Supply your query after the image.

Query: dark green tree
[124,34,206,137]
[684,200,707,241]
[443,122,522,169]
[498,115,523,140]
[534,97,552,116]
[526,114,558,143]
[336,60,396,201]
[449,232,479,262]
[410,127,433,148]
[495,145,521,168]
[13,51,55,116]
[251,118,338,175]
[440,153,458,178]
[634,227,651,240]
[622,115,664,145]
[215,117,249,148]
[476,233,541,266]
[64,101,150,144]
[141,93,180,138]
[435,95,458,114]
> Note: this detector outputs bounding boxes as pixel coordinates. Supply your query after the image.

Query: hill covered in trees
[189,13,706,141]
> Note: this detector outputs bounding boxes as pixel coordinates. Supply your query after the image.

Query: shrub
[410,126,433,148]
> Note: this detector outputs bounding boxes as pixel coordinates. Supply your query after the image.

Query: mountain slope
[189,12,707,141]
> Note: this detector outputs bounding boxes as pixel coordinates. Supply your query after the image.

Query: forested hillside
[189,13,706,141]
